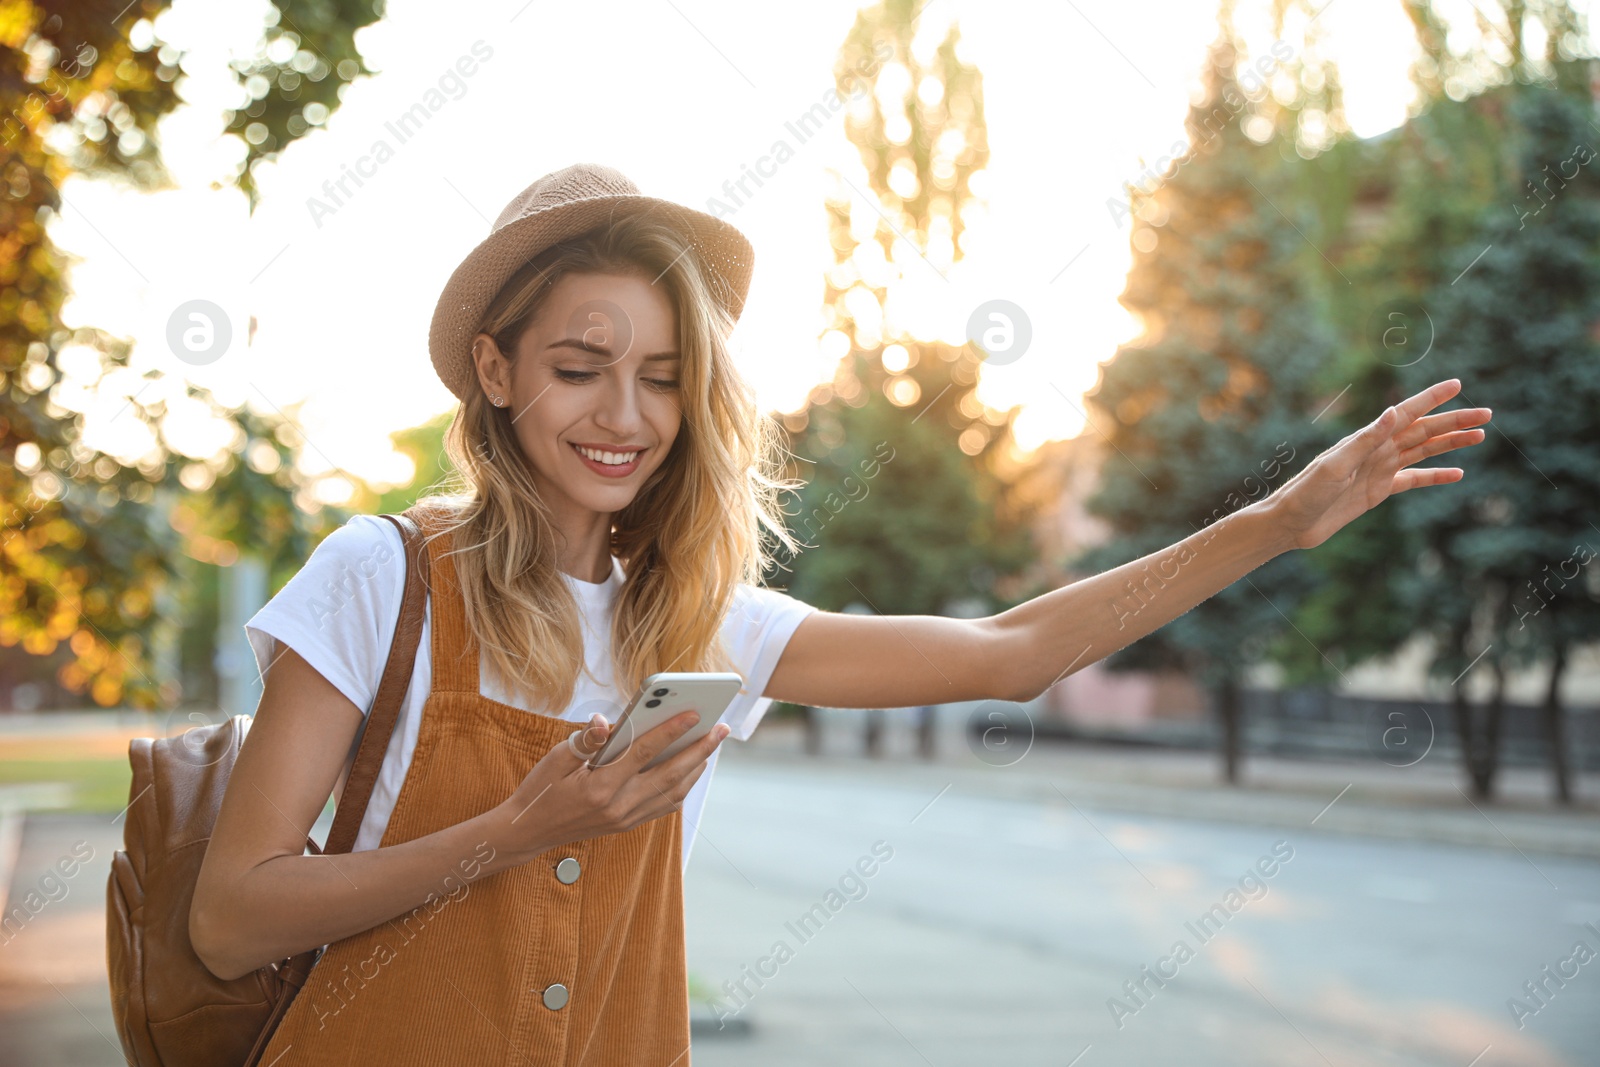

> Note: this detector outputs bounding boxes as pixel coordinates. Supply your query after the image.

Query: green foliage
[1393,81,1600,680]
[771,0,1035,619]
[373,411,457,516]
[223,0,386,210]
[0,756,131,814]
[827,0,989,273]
[1247,2,1600,796]
[0,2,379,707]
[1292,64,1600,704]
[1075,25,1339,689]
[1278,89,1514,682]
[1071,1,1600,795]
[773,349,1033,615]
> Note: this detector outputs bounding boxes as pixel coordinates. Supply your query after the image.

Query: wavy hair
[417,212,801,711]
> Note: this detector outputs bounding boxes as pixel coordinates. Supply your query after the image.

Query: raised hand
[1269,378,1491,551]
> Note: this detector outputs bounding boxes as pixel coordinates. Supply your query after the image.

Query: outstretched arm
[763,379,1490,710]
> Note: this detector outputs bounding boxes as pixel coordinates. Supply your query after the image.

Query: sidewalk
[737,717,1600,860]
[1,709,1595,858]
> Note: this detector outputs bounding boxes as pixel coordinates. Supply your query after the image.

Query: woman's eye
[553,368,677,389]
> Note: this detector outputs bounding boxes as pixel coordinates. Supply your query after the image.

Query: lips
[569,442,645,478]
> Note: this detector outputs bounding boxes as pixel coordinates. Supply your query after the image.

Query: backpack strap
[320,507,433,857]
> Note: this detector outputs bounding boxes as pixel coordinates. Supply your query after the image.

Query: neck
[550,507,614,584]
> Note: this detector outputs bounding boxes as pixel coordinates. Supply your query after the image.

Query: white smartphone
[588,671,746,770]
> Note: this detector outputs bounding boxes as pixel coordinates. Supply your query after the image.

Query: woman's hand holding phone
[491,709,730,864]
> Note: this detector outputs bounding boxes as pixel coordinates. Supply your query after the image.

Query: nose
[593,374,645,438]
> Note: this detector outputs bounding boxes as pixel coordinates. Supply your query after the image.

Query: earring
[490,394,503,406]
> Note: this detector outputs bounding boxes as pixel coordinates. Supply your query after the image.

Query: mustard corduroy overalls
[257,517,691,1065]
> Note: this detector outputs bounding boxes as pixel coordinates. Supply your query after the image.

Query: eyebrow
[545,339,681,362]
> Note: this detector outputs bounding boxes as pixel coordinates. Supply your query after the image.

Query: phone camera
[646,698,662,708]
[652,688,668,697]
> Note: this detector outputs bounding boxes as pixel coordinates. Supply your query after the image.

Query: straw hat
[428,162,756,402]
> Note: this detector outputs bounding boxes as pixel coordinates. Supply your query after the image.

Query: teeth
[574,444,640,465]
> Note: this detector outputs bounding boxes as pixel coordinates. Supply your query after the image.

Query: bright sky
[52,0,1533,501]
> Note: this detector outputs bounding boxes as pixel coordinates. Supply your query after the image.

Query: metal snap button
[542,982,569,1010]
[555,857,581,884]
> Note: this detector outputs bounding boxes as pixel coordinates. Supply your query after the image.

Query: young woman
[189,163,1491,1065]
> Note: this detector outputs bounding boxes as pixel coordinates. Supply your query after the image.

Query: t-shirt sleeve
[244,514,405,717]
[716,583,818,742]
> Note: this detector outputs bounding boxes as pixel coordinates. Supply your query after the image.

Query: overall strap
[320,506,433,856]
[426,517,483,695]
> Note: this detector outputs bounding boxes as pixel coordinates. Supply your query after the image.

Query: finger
[634,773,699,824]
[648,721,731,785]
[1391,466,1463,494]
[1394,378,1462,425]
[1366,404,1397,439]
[645,755,711,813]
[633,710,706,768]
[563,713,613,764]
[642,731,725,811]
[1398,427,1485,467]
[1338,405,1397,470]
[668,755,714,803]
[1394,407,1492,450]
[594,710,702,773]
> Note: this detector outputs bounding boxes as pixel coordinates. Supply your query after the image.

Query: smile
[570,442,645,476]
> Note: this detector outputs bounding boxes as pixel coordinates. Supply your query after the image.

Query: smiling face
[471,271,684,529]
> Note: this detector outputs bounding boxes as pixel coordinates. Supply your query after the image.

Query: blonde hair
[416,212,801,710]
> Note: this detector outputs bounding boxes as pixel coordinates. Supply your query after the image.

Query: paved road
[0,811,127,1067]
[3,754,1597,1066]
[684,756,1600,1067]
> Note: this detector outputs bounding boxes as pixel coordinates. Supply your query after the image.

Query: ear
[471,333,512,402]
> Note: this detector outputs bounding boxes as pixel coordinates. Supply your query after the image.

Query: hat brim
[429,194,754,402]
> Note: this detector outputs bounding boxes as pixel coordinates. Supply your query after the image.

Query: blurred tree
[221,1,381,210]
[773,0,1035,620]
[0,1,379,708]
[1278,87,1508,689]
[1074,11,1340,784]
[1395,78,1600,801]
[1295,0,1600,801]
[775,345,1033,616]
[372,411,454,517]
[1400,0,1587,96]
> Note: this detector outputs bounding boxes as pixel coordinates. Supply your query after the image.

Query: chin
[587,490,641,512]
[569,481,645,513]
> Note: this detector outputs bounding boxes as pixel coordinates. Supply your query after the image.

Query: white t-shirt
[243,513,817,872]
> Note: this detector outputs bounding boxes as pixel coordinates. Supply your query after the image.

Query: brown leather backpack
[106,508,433,1067]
